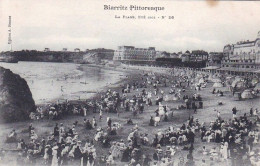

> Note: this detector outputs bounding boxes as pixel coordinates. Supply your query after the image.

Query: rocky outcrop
[0,67,35,123]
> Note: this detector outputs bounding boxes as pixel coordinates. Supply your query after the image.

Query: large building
[179,50,208,62]
[190,50,208,62]
[113,46,156,61]
[222,31,260,69]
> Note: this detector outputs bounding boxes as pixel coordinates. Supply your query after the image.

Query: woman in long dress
[43,146,50,165]
[51,146,59,166]
[254,129,259,143]
[222,142,228,159]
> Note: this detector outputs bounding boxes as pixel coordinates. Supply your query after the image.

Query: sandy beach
[0,64,259,166]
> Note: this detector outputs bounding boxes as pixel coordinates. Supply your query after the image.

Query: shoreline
[36,64,143,108]
[39,63,173,107]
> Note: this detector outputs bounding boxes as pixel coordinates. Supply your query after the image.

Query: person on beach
[92,117,97,129]
[99,110,103,121]
[250,108,253,116]
[232,107,237,118]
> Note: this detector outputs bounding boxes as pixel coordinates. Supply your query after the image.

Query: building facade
[190,50,209,62]
[113,46,156,61]
[206,52,223,67]
[222,31,260,69]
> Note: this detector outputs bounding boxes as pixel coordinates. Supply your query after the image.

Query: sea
[0,62,126,104]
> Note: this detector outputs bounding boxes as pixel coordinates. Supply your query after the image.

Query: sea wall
[0,67,36,123]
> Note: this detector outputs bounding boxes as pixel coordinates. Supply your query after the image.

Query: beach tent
[251,78,259,86]
[164,95,171,102]
[233,92,241,101]
[213,82,224,88]
[231,80,245,88]
[241,89,255,99]
[199,78,206,84]
[208,74,213,81]
[254,83,260,91]
[173,94,180,101]
[234,76,242,82]
[236,81,246,88]
[226,76,235,81]
[212,78,222,83]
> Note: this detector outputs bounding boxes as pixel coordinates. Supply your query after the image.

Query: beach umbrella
[241,89,255,99]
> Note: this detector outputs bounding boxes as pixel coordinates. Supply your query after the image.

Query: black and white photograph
[0,0,260,165]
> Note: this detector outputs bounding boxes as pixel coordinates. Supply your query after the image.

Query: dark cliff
[0,67,36,123]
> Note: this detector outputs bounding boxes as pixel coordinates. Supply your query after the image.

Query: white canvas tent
[232,80,245,88]
[254,83,260,91]
[199,78,206,84]
[241,89,254,99]
[251,78,259,86]
[213,82,224,88]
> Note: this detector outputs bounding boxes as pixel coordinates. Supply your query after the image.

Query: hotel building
[221,31,260,69]
[113,46,156,61]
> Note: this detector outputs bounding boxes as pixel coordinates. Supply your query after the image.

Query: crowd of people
[2,67,260,166]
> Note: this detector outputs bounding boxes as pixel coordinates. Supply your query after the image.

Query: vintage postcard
[0,0,260,166]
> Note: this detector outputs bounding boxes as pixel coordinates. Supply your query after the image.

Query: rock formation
[0,67,36,123]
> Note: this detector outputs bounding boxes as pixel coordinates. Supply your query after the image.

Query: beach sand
[0,65,259,166]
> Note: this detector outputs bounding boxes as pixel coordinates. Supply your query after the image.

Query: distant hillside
[0,49,114,63]
[87,48,114,60]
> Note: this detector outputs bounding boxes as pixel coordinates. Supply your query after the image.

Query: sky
[0,0,260,53]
